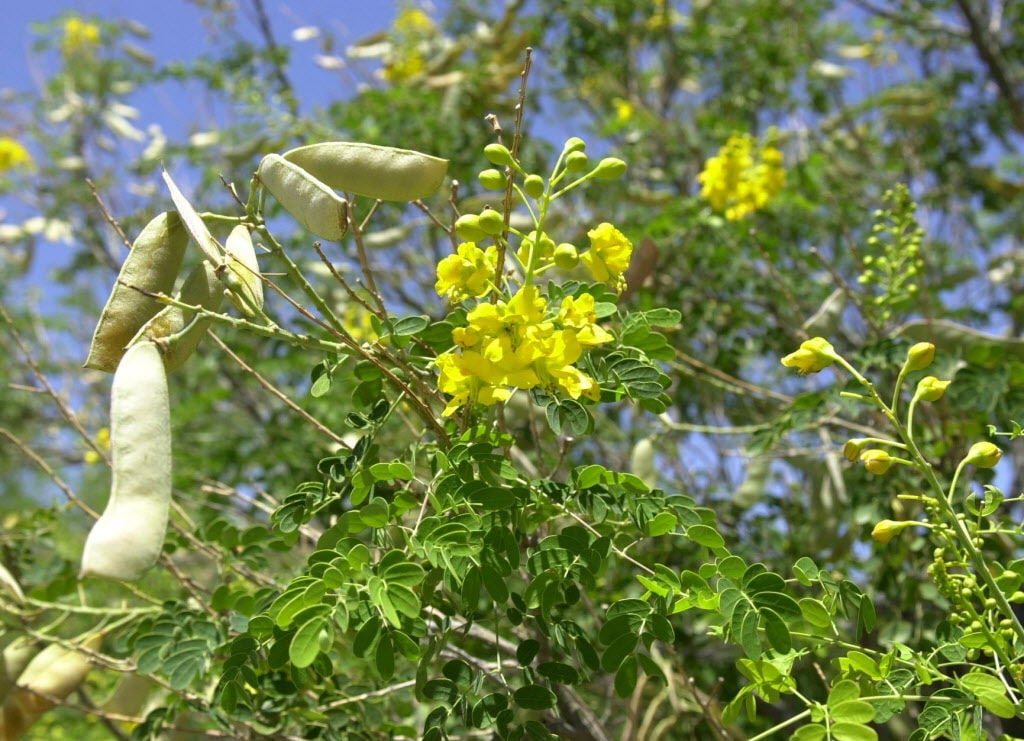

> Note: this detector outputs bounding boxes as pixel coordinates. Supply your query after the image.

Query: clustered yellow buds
[964,442,1002,469]
[698,133,785,220]
[860,449,894,475]
[843,438,869,461]
[62,17,101,57]
[781,337,839,375]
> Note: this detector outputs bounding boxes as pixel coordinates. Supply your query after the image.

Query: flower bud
[860,449,893,475]
[964,442,1002,469]
[563,137,586,154]
[553,243,579,270]
[781,337,839,375]
[592,157,627,179]
[483,143,514,167]
[523,174,545,199]
[843,438,869,461]
[905,342,936,371]
[565,151,590,173]
[914,376,950,403]
[477,208,505,236]
[454,214,486,242]
[478,168,506,190]
[871,519,912,544]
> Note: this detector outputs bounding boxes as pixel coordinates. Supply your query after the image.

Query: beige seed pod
[0,635,101,739]
[257,154,349,241]
[222,224,264,317]
[0,638,36,705]
[0,564,24,605]
[81,341,172,581]
[129,261,224,373]
[161,169,224,264]
[629,437,657,489]
[84,212,189,373]
[282,142,449,202]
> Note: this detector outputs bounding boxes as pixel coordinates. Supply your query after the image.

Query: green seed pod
[84,212,189,373]
[1,635,100,738]
[552,243,579,270]
[562,137,586,154]
[258,154,349,241]
[129,261,224,373]
[282,142,449,202]
[523,174,545,199]
[81,342,172,581]
[222,224,264,317]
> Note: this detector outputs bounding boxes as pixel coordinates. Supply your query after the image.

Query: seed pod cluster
[0,635,101,738]
[85,212,189,373]
[81,341,172,581]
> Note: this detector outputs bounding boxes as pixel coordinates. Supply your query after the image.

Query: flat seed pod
[0,638,36,704]
[161,169,223,263]
[81,342,172,581]
[129,261,225,373]
[84,212,188,373]
[258,154,348,241]
[283,141,448,202]
[223,224,264,316]
[1,635,101,738]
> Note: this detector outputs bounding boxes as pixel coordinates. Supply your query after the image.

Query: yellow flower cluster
[436,286,612,416]
[698,134,785,220]
[435,242,499,303]
[0,138,32,172]
[382,7,435,83]
[63,17,101,57]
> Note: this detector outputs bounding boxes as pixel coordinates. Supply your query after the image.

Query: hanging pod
[221,224,264,317]
[0,638,36,706]
[84,212,189,373]
[0,635,101,739]
[257,154,349,241]
[129,260,225,373]
[81,341,172,581]
[282,142,449,202]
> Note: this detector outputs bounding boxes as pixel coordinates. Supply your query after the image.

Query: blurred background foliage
[1,0,1023,738]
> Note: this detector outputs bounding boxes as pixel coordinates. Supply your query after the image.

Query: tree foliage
[1,1,1024,739]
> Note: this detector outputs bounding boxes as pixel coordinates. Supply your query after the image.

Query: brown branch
[952,0,1024,134]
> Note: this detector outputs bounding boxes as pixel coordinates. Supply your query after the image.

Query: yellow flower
[698,134,785,220]
[558,294,613,346]
[382,7,435,83]
[612,97,634,124]
[0,138,32,172]
[84,427,111,465]
[781,337,839,374]
[581,223,633,290]
[63,17,101,57]
[435,242,499,302]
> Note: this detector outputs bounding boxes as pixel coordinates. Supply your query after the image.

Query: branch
[952,0,1024,134]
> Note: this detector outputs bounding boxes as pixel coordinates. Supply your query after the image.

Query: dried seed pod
[0,635,101,738]
[129,260,225,373]
[0,638,36,704]
[161,169,224,264]
[282,142,448,202]
[222,224,263,316]
[81,341,172,581]
[257,154,348,241]
[84,212,189,373]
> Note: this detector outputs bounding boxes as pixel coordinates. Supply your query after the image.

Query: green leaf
[828,679,861,707]
[517,639,540,666]
[831,700,877,724]
[830,722,878,741]
[791,724,827,741]
[375,633,395,680]
[537,661,579,685]
[686,524,725,549]
[601,632,638,672]
[514,684,557,710]
[760,607,791,653]
[614,654,639,697]
[645,511,677,536]
[546,399,592,436]
[289,617,326,669]
[960,672,1016,718]
[793,557,820,586]
[799,598,833,628]
[353,616,381,657]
